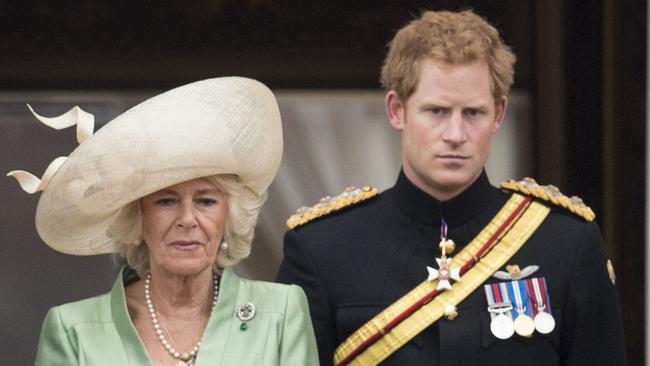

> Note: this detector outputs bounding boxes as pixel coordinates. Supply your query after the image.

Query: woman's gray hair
[109,174,267,276]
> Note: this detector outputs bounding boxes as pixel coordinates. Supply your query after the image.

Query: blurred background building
[0,1,645,364]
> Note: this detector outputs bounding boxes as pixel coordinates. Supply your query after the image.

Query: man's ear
[386,90,406,130]
[492,96,508,133]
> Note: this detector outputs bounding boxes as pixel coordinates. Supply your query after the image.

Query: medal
[513,312,535,337]
[534,309,555,334]
[491,312,515,340]
[484,282,515,340]
[508,280,535,337]
[527,277,556,334]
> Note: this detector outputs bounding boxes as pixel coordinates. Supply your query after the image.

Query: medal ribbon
[507,280,532,318]
[499,282,514,318]
[440,218,448,241]
[484,283,513,320]
[527,277,552,315]
[484,283,496,308]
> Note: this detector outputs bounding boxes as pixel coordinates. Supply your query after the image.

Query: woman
[8,77,318,365]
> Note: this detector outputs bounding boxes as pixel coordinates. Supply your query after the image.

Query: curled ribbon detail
[7,104,96,194]
[7,157,68,194]
[26,104,95,144]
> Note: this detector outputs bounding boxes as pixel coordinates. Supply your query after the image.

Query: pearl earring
[220,241,229,250]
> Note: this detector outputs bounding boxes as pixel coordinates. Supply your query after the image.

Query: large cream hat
[8,77,283,255]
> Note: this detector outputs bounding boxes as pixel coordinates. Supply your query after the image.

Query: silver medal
[534,310,555,334]
[513,313,535,337]
[490,313,515,340]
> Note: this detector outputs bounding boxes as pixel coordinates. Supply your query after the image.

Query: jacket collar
[389,169,494,227]
[110,266,239,365]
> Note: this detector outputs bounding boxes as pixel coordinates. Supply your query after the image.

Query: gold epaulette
[286,186,378,229]
[500,177,595,221]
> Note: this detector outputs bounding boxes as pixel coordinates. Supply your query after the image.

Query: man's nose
[442,113,468,144]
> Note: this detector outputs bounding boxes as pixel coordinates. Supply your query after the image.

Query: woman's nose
[176,203,198,229]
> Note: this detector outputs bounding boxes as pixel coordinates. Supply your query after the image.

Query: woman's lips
[171,241,201,250]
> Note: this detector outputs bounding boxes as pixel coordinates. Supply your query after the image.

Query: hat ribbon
[6,105,95,194]
[26,103,95,144]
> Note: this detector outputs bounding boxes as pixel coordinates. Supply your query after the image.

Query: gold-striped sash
[334,194,550,365]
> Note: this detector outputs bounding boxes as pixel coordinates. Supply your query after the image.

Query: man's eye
[465,109,481,117]
[431,108,444,115]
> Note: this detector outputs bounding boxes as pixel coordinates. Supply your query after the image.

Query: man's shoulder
[286,185,389,231]
[500,177,596,223]
[499,177,602,258]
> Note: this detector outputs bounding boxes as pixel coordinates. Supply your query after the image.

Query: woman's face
[141,178,228,276]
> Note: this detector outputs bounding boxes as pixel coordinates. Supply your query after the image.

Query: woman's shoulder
[46,291,113,329]
[236,275,299,298]
[225,270,307,314]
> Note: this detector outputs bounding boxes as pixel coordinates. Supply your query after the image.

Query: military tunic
[277,170,626,365]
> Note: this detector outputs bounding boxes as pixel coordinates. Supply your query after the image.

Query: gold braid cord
[286,186,378,229]
[334,194,551,365]
[500,177,595,221]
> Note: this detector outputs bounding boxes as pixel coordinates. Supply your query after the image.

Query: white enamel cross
[427,257,461,291]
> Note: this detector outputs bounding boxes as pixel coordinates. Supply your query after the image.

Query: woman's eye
[155,198,177,206]
[196,198,217,206]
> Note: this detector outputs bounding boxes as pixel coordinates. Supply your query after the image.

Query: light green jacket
[34,267,319,365]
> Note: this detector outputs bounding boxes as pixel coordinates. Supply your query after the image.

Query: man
[277,10,625,366]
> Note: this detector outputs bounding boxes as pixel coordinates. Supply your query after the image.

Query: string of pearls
[145,272,219,365]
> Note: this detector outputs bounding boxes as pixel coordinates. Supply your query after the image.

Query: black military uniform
[277,170,626,366]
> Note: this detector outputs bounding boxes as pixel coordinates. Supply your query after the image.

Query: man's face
[386,59,506,200]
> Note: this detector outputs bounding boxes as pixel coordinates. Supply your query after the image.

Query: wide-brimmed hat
[8,77,283,255]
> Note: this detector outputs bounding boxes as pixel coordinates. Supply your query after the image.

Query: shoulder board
[500,177,595,221]
[286,186,378,229]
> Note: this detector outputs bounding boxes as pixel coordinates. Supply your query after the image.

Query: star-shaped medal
[427,257,461,291]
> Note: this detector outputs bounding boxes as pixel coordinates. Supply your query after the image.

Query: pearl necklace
[145,272,219,366]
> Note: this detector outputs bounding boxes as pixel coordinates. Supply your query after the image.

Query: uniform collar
[390,169,494,226]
